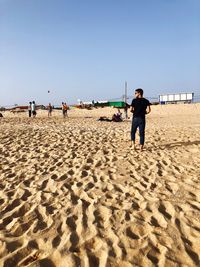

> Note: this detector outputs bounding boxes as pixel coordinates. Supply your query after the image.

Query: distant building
[159,93,194,104]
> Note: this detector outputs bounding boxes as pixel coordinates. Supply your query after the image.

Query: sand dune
[0,104,200,267]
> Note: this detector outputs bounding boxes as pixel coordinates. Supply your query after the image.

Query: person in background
[62,102,68,118]
[28,102,32,117]
[130,88,151,151]
[124,103,129,119]
[62,102,64,116]
[31,101,36,118]
[112,108,123,122]
[47,103,53,117]
[98,109,123,122]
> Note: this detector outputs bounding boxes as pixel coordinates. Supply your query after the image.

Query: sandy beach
[0,104,200,267]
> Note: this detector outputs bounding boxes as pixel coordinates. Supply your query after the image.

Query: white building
[159,93,194,104]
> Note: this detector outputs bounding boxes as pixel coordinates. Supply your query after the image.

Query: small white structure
[159,93,194,104]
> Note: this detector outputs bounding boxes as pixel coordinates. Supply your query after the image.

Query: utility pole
[123,81,128,119]
[125,81,127,103]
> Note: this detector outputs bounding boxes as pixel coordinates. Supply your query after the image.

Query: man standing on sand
[130,88,151,151]
[62,102,68,118]
[28,102,32,117]
[31,101,36,118]
[47,103,53,117]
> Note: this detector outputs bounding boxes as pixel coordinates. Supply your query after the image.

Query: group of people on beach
[26,88,150,151]
[62,102,68,118]
[28,101,36,118]
[28,102,69,118]
[98,88,151,151]
[98,109,123,122]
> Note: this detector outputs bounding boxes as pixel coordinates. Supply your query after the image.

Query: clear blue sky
[0,0,200,106]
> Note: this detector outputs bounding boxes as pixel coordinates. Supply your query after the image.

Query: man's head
[135,88,143,98]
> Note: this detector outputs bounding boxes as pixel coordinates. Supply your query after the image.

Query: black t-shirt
[131,98,151,118]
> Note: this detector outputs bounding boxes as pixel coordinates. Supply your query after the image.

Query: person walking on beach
[28,102,32,117]
[130,88,151,151]
[47,103,53,117]
[31,101,36,118]
[62,102,68,118]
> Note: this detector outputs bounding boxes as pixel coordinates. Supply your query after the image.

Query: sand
[0,104,200,267]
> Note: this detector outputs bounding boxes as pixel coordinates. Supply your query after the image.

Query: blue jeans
[131,117,146,145]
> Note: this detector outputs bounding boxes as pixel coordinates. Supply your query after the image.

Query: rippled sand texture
[0,104,200,267]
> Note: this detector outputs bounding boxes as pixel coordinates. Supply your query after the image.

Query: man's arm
[146,105,151,114]
[130,106,134,113]
[130,100,134,113]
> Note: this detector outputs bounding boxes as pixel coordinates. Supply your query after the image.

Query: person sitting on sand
[112,109,123,122]
[47,103,53,117]
[98,109,123,122]
[98,116,112,122]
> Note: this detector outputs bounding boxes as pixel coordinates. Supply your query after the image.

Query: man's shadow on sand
[148,140,200,151]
